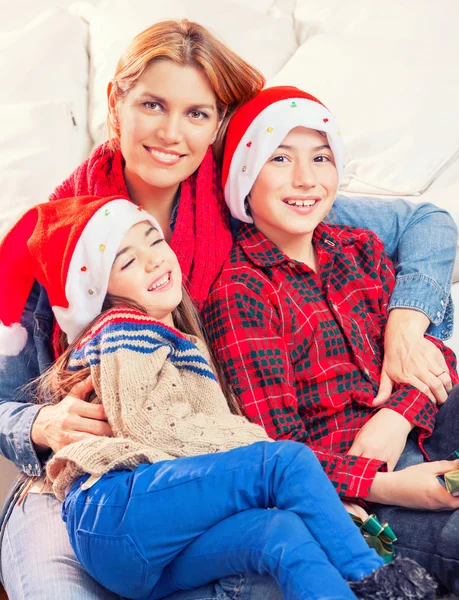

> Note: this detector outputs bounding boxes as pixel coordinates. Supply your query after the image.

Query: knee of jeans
[437,510,459,559]
[258,509,312,546]
[275,439,317,466]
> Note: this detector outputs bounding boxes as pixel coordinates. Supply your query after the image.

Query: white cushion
[0,8,90,157]
[292,0,459,46]
[267,33,459,196]
[0,100,86,241]
[72,0,298,145]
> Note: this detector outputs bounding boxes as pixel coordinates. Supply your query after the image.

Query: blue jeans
[1,493,282,600]
[372,385,459,593]
[63,441,383,600]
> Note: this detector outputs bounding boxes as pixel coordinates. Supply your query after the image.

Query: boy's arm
[203,281,386,498]
[331,194,456,339]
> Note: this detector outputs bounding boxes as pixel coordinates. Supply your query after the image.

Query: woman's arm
[332,194,458,403]
[331,194,457,339]
[0,282,51,476]
[0,283,111,475]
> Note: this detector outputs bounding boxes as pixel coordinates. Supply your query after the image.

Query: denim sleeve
[329,194,457,340]
[0,282,54,476]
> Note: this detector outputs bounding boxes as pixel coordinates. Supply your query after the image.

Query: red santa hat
[0,196,162,355]
[222,86,344,223]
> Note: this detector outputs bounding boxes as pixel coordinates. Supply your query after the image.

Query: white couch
[1,0,459,501]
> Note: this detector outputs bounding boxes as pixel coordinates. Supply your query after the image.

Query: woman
[204,85,459,593]
[0,20,456,600]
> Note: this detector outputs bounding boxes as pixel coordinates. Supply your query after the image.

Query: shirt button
[288,262,296,268]
[437,311,441,319]
[441,300,445,307]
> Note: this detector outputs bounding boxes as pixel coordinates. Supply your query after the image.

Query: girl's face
[108,222,182,326]
[248,127,339,243]
[111,60,220,196]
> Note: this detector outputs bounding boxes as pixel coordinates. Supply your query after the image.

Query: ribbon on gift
[351,514,397,564]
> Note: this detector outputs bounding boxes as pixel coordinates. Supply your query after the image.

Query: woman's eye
[121,258,135,271]
[271,155,289,163]
[189,110,208,120]
[150,238,165,247]
[143,102,162,111]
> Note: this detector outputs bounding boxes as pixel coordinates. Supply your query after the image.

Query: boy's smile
[248,126,338,255]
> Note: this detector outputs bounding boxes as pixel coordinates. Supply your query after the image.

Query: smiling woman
[109,61,222,230]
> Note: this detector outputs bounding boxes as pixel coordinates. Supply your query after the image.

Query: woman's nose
[156,114,183,145]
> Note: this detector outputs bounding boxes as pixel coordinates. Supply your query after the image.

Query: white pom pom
[0,322,28,356]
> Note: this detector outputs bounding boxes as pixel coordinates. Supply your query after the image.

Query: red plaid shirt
[203,222,458,499]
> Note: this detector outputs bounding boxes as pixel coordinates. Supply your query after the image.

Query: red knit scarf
[50,142,233,356]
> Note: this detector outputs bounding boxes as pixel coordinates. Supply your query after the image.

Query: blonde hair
[107,19,265,161]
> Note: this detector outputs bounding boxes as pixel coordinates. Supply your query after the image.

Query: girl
[0,195,436,600]
[0,19,455,600]
[204,86,459,592]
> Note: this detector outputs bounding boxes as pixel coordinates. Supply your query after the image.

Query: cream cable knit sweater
[47,308,270,499]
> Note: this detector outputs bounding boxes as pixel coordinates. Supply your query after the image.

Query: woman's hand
[373,308,452,407]
[31,376,112,454]
[347,409,413,471]
[367,459,459,510]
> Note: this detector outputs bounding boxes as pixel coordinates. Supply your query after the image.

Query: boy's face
[248,126,338,243]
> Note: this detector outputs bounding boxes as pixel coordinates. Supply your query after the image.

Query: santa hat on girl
[222,86,345,223]
[0,196,162,356]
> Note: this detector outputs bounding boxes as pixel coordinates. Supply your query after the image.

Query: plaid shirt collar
[237,221,347,268]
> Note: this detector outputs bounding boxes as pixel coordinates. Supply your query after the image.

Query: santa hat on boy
[0,196,162,356]
[222,86,345,223]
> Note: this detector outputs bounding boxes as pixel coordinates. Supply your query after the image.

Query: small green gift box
[445,451,459,497]
[445,470,459,496]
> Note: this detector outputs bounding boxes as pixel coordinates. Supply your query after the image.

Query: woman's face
[248,127,339,243]
[112,60,220,195]
[108,221,182,325]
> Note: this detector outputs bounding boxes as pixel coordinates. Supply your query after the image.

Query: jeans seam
[2,523,26,600]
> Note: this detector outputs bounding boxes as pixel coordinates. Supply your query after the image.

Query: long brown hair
[107,19,265,162]
[34,289,241,415]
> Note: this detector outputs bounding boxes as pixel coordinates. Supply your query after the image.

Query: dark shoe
[349,555,438,600]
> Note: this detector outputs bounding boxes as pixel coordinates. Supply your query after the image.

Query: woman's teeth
[148,148,180,162]
[149,273,170,291]
[285,199,317,207]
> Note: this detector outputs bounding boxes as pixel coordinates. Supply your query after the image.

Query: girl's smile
[108,221,183,326]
